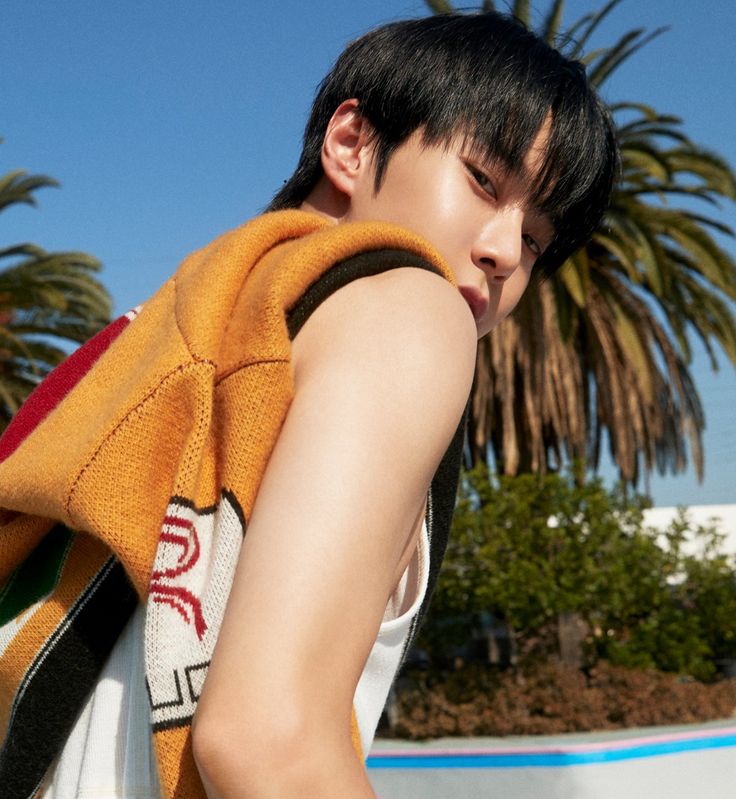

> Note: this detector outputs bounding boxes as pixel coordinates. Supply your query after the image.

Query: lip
[458,285,489,323]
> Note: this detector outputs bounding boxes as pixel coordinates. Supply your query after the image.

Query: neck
[299,177,348,224]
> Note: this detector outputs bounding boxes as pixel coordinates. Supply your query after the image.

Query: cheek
[409,198,474,265]
[381,165,463,239]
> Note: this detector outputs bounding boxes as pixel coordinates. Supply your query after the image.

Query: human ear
[320,99,374,198]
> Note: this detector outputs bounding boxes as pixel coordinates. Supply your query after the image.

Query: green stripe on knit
[0,524,73,626]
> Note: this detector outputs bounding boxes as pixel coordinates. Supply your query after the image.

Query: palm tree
[0,149,112,429]
[426,0,736,488]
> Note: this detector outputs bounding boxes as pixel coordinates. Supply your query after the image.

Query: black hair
[267,11,618,277]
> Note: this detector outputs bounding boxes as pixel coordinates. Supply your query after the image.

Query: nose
[472,213,523,283]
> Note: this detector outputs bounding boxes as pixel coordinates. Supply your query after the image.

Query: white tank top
[40,521,429,798]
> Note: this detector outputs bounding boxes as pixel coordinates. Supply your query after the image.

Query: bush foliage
[418,468,736,682]
[382,661,736,739]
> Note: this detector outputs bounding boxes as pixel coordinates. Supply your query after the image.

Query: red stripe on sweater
[0,314,132,463]
[152,595,192,626]
[150,584,207,640]
[151,517,202,579]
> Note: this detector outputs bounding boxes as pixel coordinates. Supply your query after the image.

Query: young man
[0,10,616,799]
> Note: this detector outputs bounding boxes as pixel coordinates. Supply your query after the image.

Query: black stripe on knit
[168,495,218,515]
[0,552,138,799]
[404,397,470,659]
[286,248,442,339]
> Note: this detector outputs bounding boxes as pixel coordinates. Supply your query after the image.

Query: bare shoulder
[292,266,478,422]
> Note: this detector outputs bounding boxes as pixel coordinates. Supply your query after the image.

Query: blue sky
[2,0,734,507]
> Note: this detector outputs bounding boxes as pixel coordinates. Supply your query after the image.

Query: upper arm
[194,266,476,762]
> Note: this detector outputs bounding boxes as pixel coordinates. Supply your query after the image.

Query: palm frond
[0,170,59,214]
[421,1,736,490]
[541,0,566,44]
[425,0,455,13]
[588,27,668,89]
[566,0,624,60]
[0,159,112,429]
[510,0,531,26]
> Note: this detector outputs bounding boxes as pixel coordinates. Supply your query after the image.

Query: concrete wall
[368,721,736,798]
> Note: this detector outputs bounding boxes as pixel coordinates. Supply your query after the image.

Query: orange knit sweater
[0,210,463,799]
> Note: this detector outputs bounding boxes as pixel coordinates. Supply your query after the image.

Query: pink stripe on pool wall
[373,725,736,758]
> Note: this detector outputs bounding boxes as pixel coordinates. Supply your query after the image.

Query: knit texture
[0,210,466,799]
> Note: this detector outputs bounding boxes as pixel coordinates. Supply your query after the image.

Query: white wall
[643,505,736,556]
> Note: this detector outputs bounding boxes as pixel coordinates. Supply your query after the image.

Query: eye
[522,233,542,257]
[466,163,497,199]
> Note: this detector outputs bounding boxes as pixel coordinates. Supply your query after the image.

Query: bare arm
[192,267,476,798]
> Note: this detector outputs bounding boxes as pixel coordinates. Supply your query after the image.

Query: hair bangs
[268,10,619,279]
[366,15,573,191]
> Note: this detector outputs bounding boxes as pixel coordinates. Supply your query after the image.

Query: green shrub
[418,468,736,682]
[381,661,736,739]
